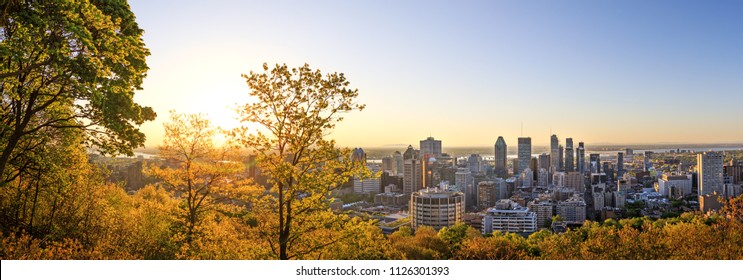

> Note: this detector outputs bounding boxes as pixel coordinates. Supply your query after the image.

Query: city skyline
[129,0,743,148]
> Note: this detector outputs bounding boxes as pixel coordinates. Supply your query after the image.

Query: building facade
[410,188,465,231]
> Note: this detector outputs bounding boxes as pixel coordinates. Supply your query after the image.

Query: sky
[128,0,743,148]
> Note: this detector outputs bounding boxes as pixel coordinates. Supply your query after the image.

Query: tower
[494,136,507,177]
[698,151,724,195]
[565,138,574,172]
[550,134,559,172]
[517,137,531,175]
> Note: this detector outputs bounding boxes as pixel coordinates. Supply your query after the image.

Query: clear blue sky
[129,0,743,148]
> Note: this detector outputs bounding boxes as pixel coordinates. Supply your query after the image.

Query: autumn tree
[147,112,252,249]
[0,0,155,184]
[234,63,366,260]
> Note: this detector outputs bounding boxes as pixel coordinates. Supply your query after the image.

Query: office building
[403,158,422,197]
[393,151,403,176]
[420,136,442,158]
[494,136,507,177]
[550,134,559,172]
[565,138,574,172]
[617,152,625,178]
[698,152,724,196]
[455,168,475,209]
[577,142,586,174]
[589,153,601,173]
[410,188,465,231]
[517,137,531,175]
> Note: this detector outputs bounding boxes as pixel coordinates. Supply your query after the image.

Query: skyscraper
[577,142,585,174]
[420,136,442,158]
[590,153,601,173]
[393,151,403,176]
[455,168,474,208]
[550,134,559,172]
[494,136,507,177]
[517,137,531,175]
[558,145,564,172]
[698,152,724,195]
[565,138,574,172]
[616,152,624,178]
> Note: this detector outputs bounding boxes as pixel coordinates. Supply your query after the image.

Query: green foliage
[0,0,155,185]
[233,63,366,260]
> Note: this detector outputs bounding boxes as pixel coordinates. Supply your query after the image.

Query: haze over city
[129,0,743,148]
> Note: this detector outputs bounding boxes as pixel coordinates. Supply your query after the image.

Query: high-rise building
[577,142,586,174]
[725,164,743,185]
[381,156,394,173]
[565,138,574,172]
[698,152,724,196]
[351,148,367,163]
[393,151,403,176]
[420,136,442,158]
[468,154,483,174]
[589,153,601,173]
[517,137,531,175]
[494,137,507,177]
[538,153,551,171]
[403,158,422,196]
[482,199,537,234]
[455,168,474,207]
[403,145,418,160]
[550,134,560,172]
[616,152,625,178]
[410,188,464,231]
[558,145,564,172]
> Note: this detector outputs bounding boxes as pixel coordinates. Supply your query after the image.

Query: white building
[410,188,465,231]
[353,177,380,194]
[657,173,693,198]
[698,152,724,195]
[482,199,537,234]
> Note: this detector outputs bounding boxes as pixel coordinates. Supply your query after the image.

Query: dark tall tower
[494,136,507,177]
[577,142,586,174]
[558,145,564,172]
[518,137,532,175]
[550,134,559,172]
[565,138,574,172]
[617,152,624,178]
[590,153,601,173]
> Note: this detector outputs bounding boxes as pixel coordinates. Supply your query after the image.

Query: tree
[234,63,365,260]
[147,112,252,247]
[0,0,155,183]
